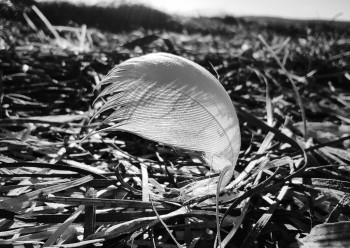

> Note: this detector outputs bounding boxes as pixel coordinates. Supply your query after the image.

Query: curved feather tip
[92,52,240,177]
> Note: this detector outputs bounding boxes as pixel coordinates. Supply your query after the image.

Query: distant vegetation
[0,1,177,31]
[35,1,178,32]
[1,0,349,36]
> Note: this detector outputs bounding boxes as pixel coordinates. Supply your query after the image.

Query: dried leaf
[299,221,350,248]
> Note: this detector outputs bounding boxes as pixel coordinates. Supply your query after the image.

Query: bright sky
[37,0,350,21]
[139,0,350,21]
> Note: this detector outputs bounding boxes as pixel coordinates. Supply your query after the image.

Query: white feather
[93,52,240,196]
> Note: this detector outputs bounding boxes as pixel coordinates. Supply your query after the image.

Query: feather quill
[92,53,240,197]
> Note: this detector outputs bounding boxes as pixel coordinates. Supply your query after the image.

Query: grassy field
[0,1,350,247]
